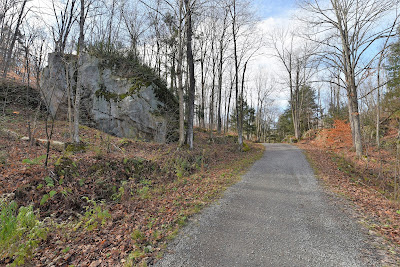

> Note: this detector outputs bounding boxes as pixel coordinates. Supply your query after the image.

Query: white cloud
[245,13,299,111]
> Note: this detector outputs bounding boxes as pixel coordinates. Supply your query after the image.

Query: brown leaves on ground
[309,120,398,196]
[0,110,264,266]
[316,120,353,149]
[298,136,400,257]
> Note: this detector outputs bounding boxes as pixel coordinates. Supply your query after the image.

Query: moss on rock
[65,142,87,153]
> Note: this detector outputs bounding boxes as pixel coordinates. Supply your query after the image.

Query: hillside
[297,122,400,263]
[0,101,263,266]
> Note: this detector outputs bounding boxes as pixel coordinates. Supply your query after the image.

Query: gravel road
[154,143,380,267]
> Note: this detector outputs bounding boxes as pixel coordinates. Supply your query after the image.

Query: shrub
[242,142,251,152]
[0,200,47,266]
[79,197,111,231]
[318,120,352,149]
[22,155,46,165]
[175,157,190,178]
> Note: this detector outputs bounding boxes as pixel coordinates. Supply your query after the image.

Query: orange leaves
[317,120,353,150]
[298,142,400,252]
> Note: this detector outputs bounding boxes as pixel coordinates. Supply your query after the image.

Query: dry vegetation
[0,103,264,266]
[298,120,400,263]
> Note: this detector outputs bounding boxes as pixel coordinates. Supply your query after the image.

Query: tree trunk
[225,79,233,134]
[232,1,242,150]
[73,0,86,144]
[65,62,73,140]
[376,84,380,147]
[348,84,363,156]
[177,0,185,146]
[209,39,216,138]
[237,61,248,149]
[74,64,82,143]
[291,108,301,140]
[334,4,363,156]
[200,56,206,128]
[347,97,355,142]
[293,65,301,140]
[217,44,223,134]
[184,0,195,150]
[171,51,176,93]
[107,0,115,51]
[289,67,301,140]
[2,0,27,78]
[216,13,227,135]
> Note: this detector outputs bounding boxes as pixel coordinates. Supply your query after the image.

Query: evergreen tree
[324,104,348,127]
[278,85,318,140]
[384,34,400,116]
[230,100,256,139]
[297,85,318,133]
[243,104,256,140]
[277,108,294,140]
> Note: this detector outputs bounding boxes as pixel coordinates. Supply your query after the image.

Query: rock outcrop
[41,52,178,143]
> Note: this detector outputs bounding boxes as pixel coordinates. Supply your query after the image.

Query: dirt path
[154,144,381,267]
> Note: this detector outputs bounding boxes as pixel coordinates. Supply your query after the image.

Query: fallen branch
[1,128,65,151]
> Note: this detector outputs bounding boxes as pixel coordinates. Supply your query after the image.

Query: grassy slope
[0,106,264,266]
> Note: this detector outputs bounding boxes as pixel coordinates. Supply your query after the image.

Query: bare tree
[2,0,28,78]
[73,0,87,144]
[225,66,234,133]
[197,21,211,129]
[268,27,317,140]
[184,0,195,149]
[0,0,30,117]
[376,12,398,147]
[141,0,187,146]
[216,4,230,134]
[121,1,150,55]
[254,69,274,142]
[51,0,78,54]
[230,0,241,148]
[299,0,399,156]
[208,16,217,137]
[229,0,260,149]
[176,0,185,146]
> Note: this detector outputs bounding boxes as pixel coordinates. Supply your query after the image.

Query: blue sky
[253,0,296,19]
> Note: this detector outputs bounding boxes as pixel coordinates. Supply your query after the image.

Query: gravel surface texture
[154,143,380,267]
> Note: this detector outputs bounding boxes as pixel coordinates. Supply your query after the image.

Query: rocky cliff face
[41,53,178,143]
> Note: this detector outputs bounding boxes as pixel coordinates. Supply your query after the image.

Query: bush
[79,197,111,231]
[321,120,352,149]
[0,200,48,266]
[242,142,251,152]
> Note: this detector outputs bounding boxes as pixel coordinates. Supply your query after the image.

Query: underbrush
[0,109,264,266]
[0,199,47,266]
[298,121,400,258]
[308,120,399,200]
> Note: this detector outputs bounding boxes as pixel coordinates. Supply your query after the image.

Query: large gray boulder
[41,52,178,143]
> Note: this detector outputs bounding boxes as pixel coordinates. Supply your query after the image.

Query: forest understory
[0,103,264,267]
[298,123,400,265]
